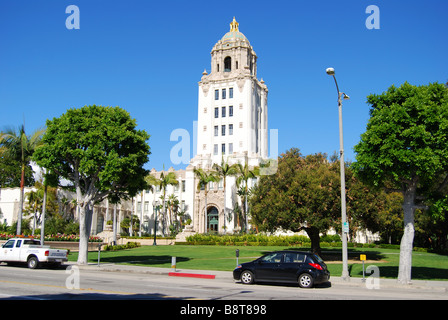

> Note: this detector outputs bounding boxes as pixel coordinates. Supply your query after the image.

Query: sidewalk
[67,261,448,292]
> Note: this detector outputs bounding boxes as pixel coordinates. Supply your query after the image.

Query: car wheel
[27,256,39,269]
[298,273,314,288]
[240,270,254,284]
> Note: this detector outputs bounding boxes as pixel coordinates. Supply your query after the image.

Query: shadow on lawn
[351,266,448,280]
[99,255,190,265]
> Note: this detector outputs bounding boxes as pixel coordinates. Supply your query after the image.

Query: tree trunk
[40,184,47,246]
[304,227,321,255]
[398,181,417,284]
[17,166,25,235]
[77,202,93,265]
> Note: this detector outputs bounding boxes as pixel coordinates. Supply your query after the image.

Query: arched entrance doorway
[207,206,219,233]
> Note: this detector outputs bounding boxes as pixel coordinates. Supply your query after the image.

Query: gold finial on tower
[230,17,239,32]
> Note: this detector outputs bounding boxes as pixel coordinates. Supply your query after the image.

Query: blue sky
[1,0,447,172]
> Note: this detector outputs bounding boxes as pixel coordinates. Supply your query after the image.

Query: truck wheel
[27,256,39,269]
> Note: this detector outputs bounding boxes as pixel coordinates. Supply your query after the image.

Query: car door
[278,252,307,282]
[1,239,16,261]
[255,252,284,281]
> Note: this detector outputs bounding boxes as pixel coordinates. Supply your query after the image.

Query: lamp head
[342,93,350,100]
[326,67,335,76]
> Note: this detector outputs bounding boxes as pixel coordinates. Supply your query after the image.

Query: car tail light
[45,250,49,257]
[309,263,323,270]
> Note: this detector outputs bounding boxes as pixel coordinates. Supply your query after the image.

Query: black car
[233,250,330,288]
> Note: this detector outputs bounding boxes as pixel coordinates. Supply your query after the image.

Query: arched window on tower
[224,57,231,72]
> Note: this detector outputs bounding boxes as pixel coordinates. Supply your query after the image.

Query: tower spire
[230,17,239,32]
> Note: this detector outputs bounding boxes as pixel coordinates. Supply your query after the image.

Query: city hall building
[135,18,269,236]
[0,18,269,238]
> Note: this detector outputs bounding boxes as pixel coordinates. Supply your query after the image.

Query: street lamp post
[326,67,350,281]
[153,200,159,246]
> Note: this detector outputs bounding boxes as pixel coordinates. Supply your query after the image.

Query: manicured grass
[68,245,448,281]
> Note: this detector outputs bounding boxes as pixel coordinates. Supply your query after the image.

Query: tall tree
[193,167,219,233]
[33,105,150,264]
[212,157,238,232]
[235,160,259,232]
[153,170,178,236]
[352,82,448,284]
[0,125,44,234]
[250,149,340,253]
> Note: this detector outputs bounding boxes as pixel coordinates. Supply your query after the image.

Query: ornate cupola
[207,17,258,78]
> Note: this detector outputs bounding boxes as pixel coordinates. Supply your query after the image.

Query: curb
[68,262,448,292]
[168,272,216,279]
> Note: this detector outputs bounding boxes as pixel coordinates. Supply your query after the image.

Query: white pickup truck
[0,238,68,269]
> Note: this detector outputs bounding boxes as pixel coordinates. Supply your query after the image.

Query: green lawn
[68,245,448,281]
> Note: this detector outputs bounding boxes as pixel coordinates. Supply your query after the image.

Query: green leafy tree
[250,149,341,253]
[0,125,44,234]
[33,105,150,264]
[0,155,35,188]
[353,82,448,284]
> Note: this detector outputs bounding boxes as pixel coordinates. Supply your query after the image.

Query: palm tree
[212,157,238,232]
[194,167,219,233]
[167,194,180,234]
[0,125,44,234]
[154,169,178,236]
[138,174,157,236]
[235,160,259,232]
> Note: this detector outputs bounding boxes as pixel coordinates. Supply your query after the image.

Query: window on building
[144,201,149,213]
[229,88,233,99]
[215,90,219,100]
[181,200,185,211]
[222,125,226,136]
[224,56,231,72]
[214,126,218,136]
[229,105,233,117]
[214,144,218,155]
[229,143,233,154]
[218,179,223,190]
[229,124,233,135]
[182,180,186,192]
[222,143,226,154]
[222,88,226,99]
[222,106,226,117]
[214,107,219,118]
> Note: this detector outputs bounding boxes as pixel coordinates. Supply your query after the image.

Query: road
[0,263,446,302]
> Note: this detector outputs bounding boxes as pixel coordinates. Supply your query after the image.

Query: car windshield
[260,252,283,263]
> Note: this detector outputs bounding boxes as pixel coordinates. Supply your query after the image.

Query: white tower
[192,18,268,168]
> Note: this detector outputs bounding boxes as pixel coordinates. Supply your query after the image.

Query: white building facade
[0,18,269,238]
[135,18,269,236]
